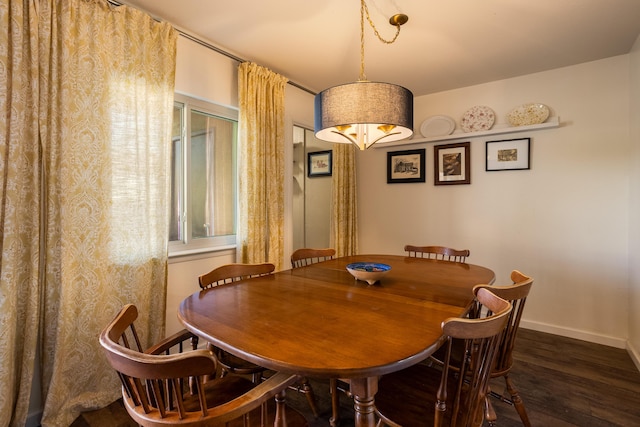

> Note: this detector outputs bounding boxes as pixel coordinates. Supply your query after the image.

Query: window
[169,94,237,254]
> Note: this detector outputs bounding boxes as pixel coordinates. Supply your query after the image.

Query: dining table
[178,254,495,427]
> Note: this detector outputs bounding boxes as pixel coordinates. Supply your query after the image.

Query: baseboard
[627,340,640,372]
[520,319,627,349]
[26,409,42,427]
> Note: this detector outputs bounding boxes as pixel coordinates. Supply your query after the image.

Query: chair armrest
[145,329,199,355]
[204,372,301,423]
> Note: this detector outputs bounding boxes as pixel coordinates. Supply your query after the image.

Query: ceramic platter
[507,103,550,126]
[460,105,495,133]
[420,115,456,138]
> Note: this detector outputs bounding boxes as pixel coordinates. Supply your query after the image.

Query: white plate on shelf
[507,103,550,126]
[460,106,495,133]
[420,115,456,138]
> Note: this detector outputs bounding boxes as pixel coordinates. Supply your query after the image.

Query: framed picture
[387,148,426,184]
[486,138,530,171]
[308,150,332,177]
[434,142,470,185]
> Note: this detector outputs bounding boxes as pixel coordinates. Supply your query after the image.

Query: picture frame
[387,148,426,184]
[434,142,470,185]
[308,150,333,177]
[486,138,530,171]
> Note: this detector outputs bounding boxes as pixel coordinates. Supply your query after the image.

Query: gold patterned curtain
[0,1,177,425]
[0,1,42,425]
[331,144,359,256]
[237,62,288,270]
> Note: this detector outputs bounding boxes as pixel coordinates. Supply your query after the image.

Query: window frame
[169,93,238,256]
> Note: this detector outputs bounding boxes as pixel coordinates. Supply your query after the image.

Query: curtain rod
[108,0,316,96]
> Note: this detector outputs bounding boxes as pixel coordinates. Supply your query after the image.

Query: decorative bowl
[346,262,391,285]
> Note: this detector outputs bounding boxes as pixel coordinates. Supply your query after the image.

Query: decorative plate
[420,115,456,138]
[507,103,550,126]
[460,106,495,133]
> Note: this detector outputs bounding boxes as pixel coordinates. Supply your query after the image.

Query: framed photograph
[387,149,426,184]
[486,138,530,171]
[308,150,332,177]
[434,142,470,185]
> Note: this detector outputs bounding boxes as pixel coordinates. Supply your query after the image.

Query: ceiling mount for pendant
[389,14,408,26]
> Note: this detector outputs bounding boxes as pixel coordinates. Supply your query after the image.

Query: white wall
[175,37,238,108]
[628,35,640,368]
[357,55,632,348]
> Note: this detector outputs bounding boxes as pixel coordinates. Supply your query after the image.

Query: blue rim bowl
[346,262,391,285]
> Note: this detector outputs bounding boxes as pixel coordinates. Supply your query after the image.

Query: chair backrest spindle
[291,248,336,268]
[199,262,275,289]
[472,270,533,376]
[404,244,470,262]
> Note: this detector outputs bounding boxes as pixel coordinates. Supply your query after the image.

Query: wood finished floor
[72,329,640,426]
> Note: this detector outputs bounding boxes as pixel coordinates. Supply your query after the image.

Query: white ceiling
[122,0,640,97]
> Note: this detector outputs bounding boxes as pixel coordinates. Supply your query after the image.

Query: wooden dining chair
[427,270,534,426]
[404,245,470,262]
[198,263,276,384]
[290,247,336,268]
[99,304,308,427]
[472,270,534,427]
[373,288,512,427]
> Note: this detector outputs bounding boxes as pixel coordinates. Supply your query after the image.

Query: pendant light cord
[360,0,366,81]
[359,0,404,81]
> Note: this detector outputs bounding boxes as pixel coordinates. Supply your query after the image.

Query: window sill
[168,245,236,263]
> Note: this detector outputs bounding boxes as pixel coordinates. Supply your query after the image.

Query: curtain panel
[0,1,177,425]
[331,144,359,257]
[237,62,288,270]
[0,1,42,425]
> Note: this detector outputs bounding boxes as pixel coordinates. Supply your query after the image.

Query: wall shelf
[375,116,560,148]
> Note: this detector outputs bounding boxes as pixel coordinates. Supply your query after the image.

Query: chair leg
[288,377,319,417]
[301,378,320,417]
[505,375,531,427]
[484,393,497,427]
[330,378,340,427]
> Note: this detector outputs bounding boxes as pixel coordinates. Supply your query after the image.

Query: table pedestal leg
[349,377,378,427]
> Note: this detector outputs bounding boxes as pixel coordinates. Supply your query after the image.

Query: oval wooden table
[178,254,495,427]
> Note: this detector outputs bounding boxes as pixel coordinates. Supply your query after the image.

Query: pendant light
[314,0,413,150]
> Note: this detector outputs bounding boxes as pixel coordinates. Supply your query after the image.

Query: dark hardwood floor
[72,329,640,426]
